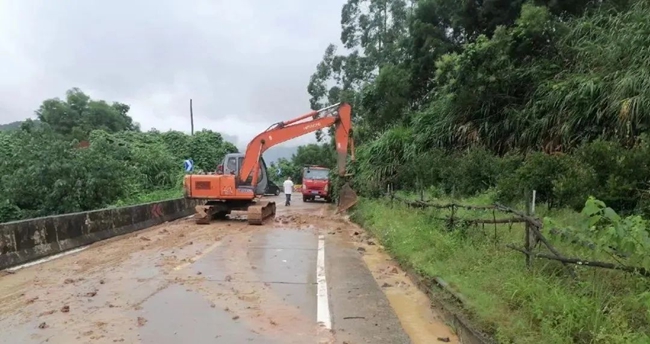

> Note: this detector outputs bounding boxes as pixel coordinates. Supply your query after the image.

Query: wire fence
[388,192,650,278]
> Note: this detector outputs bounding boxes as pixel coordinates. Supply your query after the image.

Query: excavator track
[247,201,276,225]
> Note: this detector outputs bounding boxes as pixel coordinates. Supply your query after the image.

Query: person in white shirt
[283,177,294,206]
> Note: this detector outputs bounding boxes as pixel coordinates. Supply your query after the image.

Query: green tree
[188,130,238,172]
[291,144,336,169]
[0,91,239,223]
[36,88,139,141]
[307,0,645,199]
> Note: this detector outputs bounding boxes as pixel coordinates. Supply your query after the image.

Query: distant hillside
[0,119,42,132]
[220,133,240,147]
[221,133,298,164]
[0,121,27,131]
[263,146,298,164]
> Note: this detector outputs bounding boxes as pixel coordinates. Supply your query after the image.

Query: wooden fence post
[493,209,498,246]
[449,204,456,230]
[531,190,537,214]
[419,177,424,202]
[524,190,532,268]
[530,189,538,251]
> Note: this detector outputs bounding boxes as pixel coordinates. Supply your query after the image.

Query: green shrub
[574,139,650,213]
[443,147,506,197]
[498,152,593,208]
[551,160,598,210]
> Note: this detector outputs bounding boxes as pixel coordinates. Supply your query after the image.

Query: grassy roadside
[350,193,650,344]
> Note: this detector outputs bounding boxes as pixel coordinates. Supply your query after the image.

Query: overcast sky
[0,0,345,148]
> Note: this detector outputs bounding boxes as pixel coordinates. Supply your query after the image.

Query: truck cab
[301,165,332,203]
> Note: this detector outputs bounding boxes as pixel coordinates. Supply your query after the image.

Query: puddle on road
[358,240,459,344]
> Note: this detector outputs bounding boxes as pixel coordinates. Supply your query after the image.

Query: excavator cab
[218,153,269,196]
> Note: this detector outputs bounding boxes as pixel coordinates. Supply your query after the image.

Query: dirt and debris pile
[273,214,306,225]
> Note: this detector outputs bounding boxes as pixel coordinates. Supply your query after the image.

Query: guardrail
[0,198,204,270]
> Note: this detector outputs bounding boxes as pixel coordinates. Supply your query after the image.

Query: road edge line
[7,246,90,272]
[316,234,332,330]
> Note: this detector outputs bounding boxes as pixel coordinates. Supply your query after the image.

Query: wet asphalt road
[0,194,457,344]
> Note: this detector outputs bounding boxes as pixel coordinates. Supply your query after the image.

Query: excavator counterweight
[183,103,357,225]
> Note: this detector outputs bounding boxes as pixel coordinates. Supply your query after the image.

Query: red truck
[301,165,332,203]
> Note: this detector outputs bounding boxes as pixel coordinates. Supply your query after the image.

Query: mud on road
[0,195,458,344]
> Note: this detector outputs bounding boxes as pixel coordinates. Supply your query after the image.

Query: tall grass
[351,193,650,344]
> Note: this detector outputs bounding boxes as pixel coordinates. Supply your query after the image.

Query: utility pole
[190,98,194,135]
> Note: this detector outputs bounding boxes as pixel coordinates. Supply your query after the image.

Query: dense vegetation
[307,0,648,212]
[0,88,237,223]
[1,0,649,341]
[304,0,650,342]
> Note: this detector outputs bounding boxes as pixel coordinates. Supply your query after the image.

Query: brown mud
[0,195,457,344]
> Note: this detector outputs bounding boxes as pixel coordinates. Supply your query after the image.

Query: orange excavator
[183,102,358,225]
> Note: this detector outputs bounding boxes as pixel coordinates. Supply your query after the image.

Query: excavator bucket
[337,182,358,213]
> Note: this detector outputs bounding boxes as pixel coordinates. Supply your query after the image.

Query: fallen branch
[464,217,527,225]
[547,228,629,261]
[525,222,577,278]
[494,203,543,228]
[437,203,496,211]
[548,228,596,250]
[506,245,650,277]
[390,194,495,210]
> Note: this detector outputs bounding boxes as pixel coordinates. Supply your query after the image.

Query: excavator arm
[238,102,354,187]
[237,102,357,212]
[184,102,358,226]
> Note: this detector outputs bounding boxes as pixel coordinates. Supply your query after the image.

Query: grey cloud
[0,0,345,146]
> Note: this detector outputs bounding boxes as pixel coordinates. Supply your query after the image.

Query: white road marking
[173,241,222,271]
[6,246,90,272]
[316,234,331,330]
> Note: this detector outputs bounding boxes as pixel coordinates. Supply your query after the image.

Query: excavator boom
[238,103,354,186]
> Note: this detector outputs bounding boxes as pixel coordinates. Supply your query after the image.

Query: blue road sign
[184,159,194,172]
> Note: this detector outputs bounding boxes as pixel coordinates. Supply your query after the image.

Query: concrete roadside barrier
[0,198,204,270]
